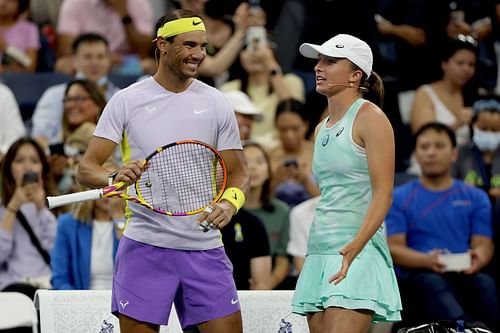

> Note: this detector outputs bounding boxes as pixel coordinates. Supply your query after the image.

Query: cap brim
[299,43,323,59]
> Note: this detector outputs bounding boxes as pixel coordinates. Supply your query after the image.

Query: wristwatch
[108,171,118,186]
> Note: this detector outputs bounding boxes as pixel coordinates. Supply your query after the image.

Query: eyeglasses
[63,96,90,104]
[456,34,478,47]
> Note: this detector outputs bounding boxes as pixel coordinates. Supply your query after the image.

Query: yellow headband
[156,17,206,39]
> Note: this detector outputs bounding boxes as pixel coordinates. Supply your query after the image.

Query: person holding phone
[268,99,319,207]
[0,137,58,299]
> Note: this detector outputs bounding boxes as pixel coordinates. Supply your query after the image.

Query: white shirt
[0,83,26,154]
[89,221,114,290]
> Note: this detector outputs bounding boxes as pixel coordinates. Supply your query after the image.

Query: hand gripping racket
[46,140,227,231]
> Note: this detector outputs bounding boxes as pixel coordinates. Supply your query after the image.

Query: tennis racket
[46,140,227,231]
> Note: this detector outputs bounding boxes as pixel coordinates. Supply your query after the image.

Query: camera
[283,159,298,168]
[246,26,267,49]
[22,171,39,186]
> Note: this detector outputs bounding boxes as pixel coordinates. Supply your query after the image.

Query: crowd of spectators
[1,0,500,332]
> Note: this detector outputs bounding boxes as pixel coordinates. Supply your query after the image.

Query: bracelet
[221,187,245,214]
[5,206,17,214]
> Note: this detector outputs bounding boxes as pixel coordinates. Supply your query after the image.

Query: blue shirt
[386,179,492,253]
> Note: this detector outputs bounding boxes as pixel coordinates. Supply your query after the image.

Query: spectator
[0,0,40,72]
[224,90,262,141]
[445,0,497,89]
[60,80,106,144]
[386,122,498,331]
[267,99,319,207]
[55,0,153,75]
[0,137,57,299]
[243,141,292,289]
[286,196,319,274]
[51,161,124,290]
[376,0,450,91]
[220,208,273,290]
[220,36,304,145]
[31,33,118,150]
[173,0,264,86]
[452,95,500,198]
[410,36,479,147]
[0,82,26,161]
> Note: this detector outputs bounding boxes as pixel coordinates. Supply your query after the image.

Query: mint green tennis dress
[292,98,402,322]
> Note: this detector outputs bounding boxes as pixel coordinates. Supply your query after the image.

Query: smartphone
[22,171,39,186]
[248,0,261,7]
[246,26,267,49]
[49,143,66,156]
[283,159,298,168]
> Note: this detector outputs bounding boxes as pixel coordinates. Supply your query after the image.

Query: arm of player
[77,136,144,188]
[198,149,250,229]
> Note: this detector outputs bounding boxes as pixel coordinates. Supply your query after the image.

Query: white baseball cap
[299,34,373,77]
[224,91,263,121]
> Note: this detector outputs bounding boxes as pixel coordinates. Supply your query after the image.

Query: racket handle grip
[46,189,103,209]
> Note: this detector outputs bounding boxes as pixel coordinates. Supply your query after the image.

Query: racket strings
[137,143,225,214]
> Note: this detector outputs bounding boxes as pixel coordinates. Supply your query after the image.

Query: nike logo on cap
[192,20,202,26]
[335,44,345,48]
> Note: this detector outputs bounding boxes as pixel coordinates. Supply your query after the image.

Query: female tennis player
[291,34,402,333]
[76,9,249,333]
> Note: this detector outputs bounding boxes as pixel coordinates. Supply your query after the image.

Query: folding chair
[0,292,38,333]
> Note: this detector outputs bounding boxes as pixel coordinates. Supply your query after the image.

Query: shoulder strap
[16,211,51,265]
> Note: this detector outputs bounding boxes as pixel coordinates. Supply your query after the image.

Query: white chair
[0,292,38,333]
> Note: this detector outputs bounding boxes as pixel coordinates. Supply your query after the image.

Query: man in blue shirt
[386,122,498,331]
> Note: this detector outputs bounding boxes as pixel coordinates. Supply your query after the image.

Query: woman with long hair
[0,137,57,298]
[243,141,292,289]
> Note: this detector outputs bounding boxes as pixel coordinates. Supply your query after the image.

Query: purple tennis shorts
[111,236,240,329]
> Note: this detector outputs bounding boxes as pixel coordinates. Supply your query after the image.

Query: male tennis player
[76,9,250,333]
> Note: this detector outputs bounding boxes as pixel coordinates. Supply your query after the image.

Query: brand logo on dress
[322,134,329,146]
[336,127,344,137]
[192,20,202,26]
[119,300,129,309]
[231,298,239,305]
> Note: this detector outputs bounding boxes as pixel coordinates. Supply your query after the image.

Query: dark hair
[72,33,109,54]
[275,99,308,123]
[14,0,30,18]
[243,141,274,212]
[1,138,50,205]
[62,79,107,139]
[413,122,457,149]
[349,62,385,108]
[439,35,478,63]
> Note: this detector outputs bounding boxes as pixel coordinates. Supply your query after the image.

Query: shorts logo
[231,298,239,305]
[120,300,129,309]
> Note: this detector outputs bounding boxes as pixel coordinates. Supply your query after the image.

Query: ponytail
[362,71,384,108]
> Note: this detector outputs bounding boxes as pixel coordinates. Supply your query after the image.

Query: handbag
[397,320,493,333]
